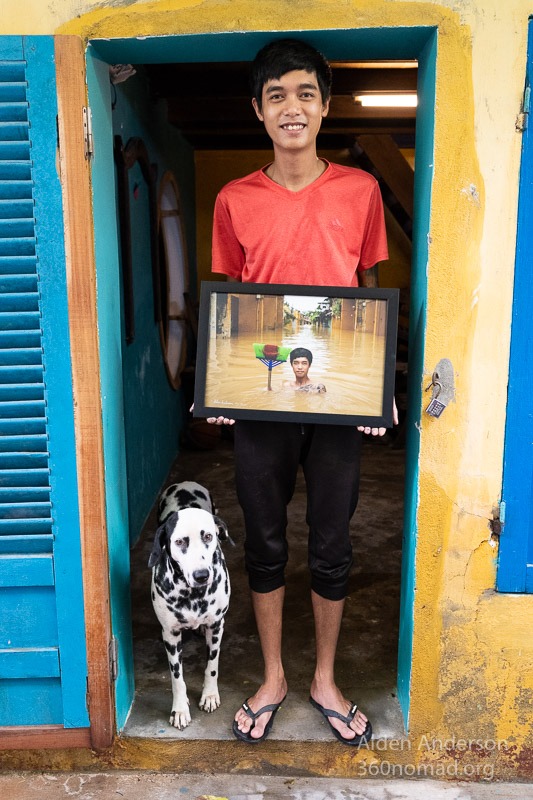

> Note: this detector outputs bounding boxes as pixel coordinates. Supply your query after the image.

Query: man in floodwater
[284,347,326,393]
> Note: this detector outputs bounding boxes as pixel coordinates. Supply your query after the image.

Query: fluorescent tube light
[353,93,418,108]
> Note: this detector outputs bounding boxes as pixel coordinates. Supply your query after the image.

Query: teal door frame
[87,27,436,731]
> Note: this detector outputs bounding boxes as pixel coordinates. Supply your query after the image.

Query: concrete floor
[1,772,531,799]
[124,427,406,742]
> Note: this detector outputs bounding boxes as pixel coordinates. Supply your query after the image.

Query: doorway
[86,27,436,735]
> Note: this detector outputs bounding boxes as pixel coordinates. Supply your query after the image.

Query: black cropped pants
[234,420,362,601]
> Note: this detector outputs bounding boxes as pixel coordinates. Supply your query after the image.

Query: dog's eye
[202,532,213,543]
[175,538,185,547]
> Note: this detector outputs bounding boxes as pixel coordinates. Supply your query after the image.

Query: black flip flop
[309,696,372,746]
[232,695,286,743]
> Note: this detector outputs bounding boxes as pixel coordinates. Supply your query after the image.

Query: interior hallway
[124,427,405,741]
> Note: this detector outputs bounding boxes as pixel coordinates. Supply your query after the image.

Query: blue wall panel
[498,20,533,593]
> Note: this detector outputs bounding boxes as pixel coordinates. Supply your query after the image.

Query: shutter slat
[0,292,39,311]
[0,348,43,365]
[0,500,51,519]
[0,121,30,141]
[0,102,28,122]
[0,278,39,297]
[0,311,40,330]
[0,238,36,256]
[0,469,50,488]
[0,366,44,383]
[0,256,37,274]
[0,332,41,347]
[0,399,45,420]
[0,383,44,404]
[0,181,33,199]
[0,162,32,180]
[0,518,52,535]
[0,64,26,82]
[0,200,34,220]
[0,83,27,102]
[0,434,48,453]
[0,419,46,435]
[0,452,49,469]
[0,218,35,237]
[0,400,46,425]
[0,486,50,503]
[0,534,53,554]
[0,142,31,160]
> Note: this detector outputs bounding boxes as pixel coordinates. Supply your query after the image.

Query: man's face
[252,69,329,153]
[291,357,310,380]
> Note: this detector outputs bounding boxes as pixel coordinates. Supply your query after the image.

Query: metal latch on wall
[83,106,94,159]
[516,84,530,132]
[425,358,455,418]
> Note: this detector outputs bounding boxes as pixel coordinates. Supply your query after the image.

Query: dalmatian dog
[148,481,231,729]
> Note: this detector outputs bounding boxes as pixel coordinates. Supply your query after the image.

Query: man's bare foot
[234,680,287,740]
[309,680,369,741]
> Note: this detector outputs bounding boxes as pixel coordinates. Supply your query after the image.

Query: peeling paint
[461,183,481,206]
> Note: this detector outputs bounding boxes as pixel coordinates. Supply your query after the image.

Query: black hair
[290,347,313,364]
[250,38,332,109]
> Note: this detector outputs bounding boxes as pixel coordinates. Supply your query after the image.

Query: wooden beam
[0,726,91,751]
[54,35,115,752]
[357,133,415,218]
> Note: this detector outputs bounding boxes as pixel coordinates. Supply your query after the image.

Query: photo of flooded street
[200,288,396,422]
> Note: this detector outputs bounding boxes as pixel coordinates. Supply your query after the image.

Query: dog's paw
[169,706,192,729]
[199,690,220,713]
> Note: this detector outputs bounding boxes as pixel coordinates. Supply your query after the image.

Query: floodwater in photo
[204,306,386,418]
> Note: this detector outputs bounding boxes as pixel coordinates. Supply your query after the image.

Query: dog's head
[148,508,228,588]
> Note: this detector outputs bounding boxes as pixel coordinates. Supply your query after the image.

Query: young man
[284,347,326,393]
[209,39,395,744]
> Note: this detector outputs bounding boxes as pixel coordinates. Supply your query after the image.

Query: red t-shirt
[212,160,388,286]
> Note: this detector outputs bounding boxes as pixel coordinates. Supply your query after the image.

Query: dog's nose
[192,569,210,585]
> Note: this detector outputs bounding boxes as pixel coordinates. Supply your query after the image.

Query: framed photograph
[194,282,399,427]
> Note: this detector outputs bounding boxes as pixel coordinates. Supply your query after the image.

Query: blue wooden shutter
[497,21,533,593]
[0,37,89,726]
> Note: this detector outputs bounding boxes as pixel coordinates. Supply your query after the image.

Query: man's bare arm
[359,265,379,288]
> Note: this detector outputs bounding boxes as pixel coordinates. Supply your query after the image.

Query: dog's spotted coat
[149,481,231,729]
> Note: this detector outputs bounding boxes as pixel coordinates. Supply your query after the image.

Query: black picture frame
[194,282,399,427]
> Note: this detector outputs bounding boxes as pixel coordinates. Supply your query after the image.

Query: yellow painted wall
[3,0,533,776]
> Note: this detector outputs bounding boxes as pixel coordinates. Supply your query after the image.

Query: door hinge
[490,501,506,536]
[109,636,118,682]
[516,85,530,132]
[83,106,94,158]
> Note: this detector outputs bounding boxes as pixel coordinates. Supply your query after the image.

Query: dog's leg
[199,618,224,713]
[163,629,192,729]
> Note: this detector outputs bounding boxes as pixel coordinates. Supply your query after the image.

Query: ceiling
[146,61,418,150]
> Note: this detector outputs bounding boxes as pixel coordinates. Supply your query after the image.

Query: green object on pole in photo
[253,343,292,390]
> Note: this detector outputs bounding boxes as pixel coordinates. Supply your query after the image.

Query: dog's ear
[148,511,178,568]
[207,489,217,516]
[214,515,235,546]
